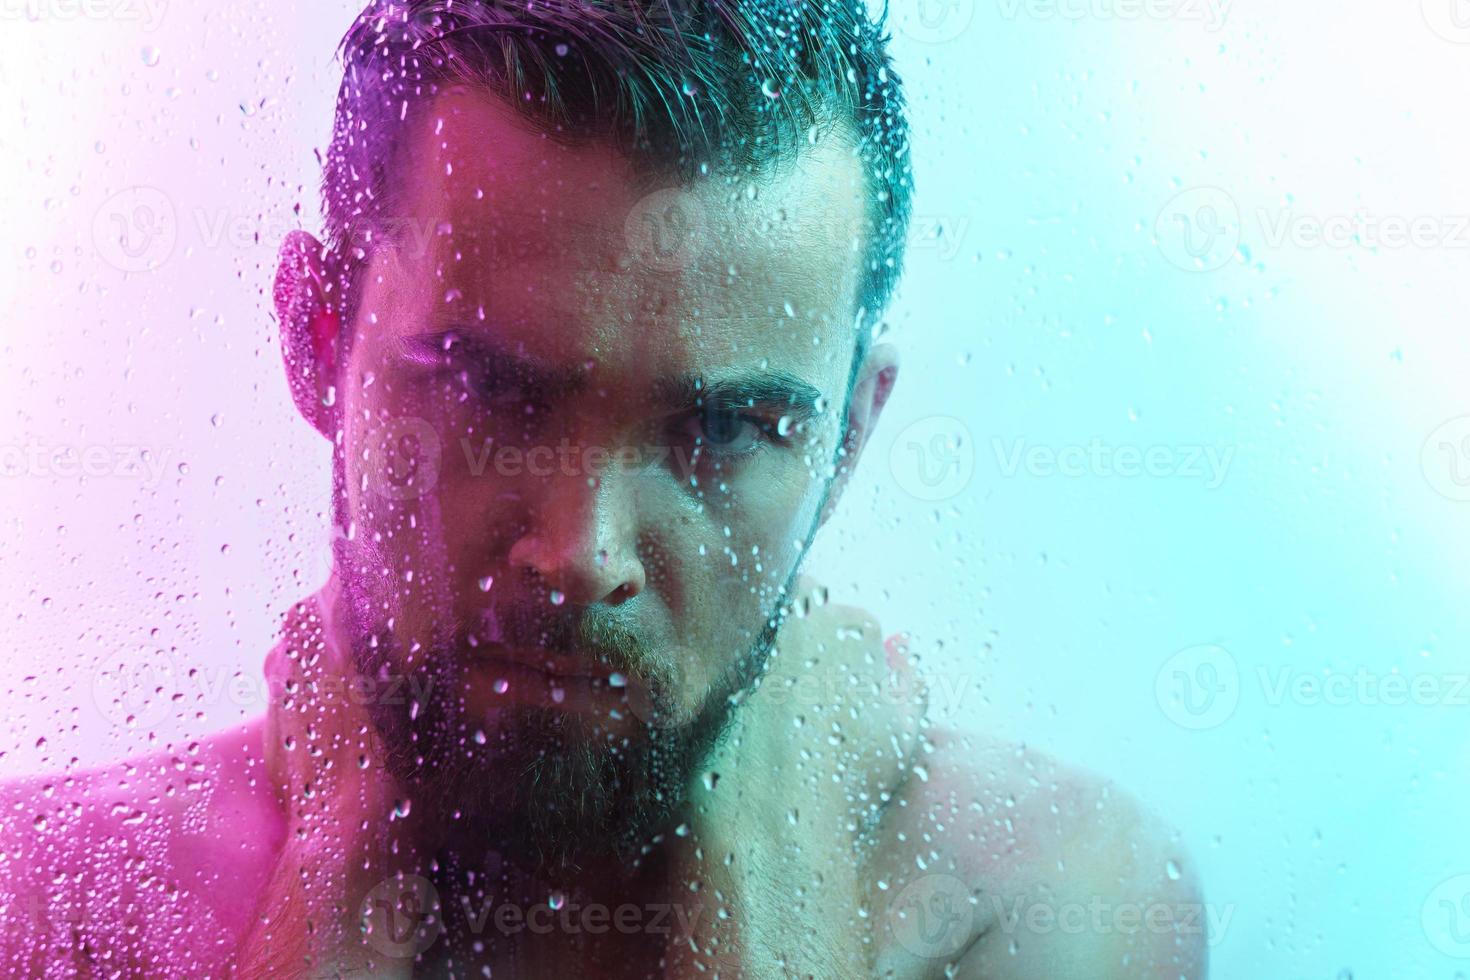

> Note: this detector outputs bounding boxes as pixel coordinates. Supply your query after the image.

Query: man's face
[328,88,869,859]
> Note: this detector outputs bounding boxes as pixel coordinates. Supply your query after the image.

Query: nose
[507,471,646,607]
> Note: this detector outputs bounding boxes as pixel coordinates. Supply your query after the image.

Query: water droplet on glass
[549,891,565,910]
[549,589,566,606]
[141,46,161,67]
[1165,859,1182,881]
[478,575,494,592]
[493,678,509,695]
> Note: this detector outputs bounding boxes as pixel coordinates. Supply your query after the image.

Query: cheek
[680,471,823,620]
[661,481,818,716]
[336,371,472,625]
[341,384,437,525]
[340,356,490,524]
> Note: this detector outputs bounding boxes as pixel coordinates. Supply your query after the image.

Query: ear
[273,229,342,439]
[818,342,899,528]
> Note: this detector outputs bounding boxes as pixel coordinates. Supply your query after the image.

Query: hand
[677,577,925,976]
[234,578,431,978]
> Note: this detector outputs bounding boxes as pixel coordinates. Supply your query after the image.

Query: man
[0,1,1207,976]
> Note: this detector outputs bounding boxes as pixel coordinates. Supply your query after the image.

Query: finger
[884,631,913,673]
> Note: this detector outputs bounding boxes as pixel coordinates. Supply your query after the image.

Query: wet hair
[320,0,913,355]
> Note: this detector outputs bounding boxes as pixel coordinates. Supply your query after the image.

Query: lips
[466,605,621,679]
[466,645,614,682]
[474,605,505,643]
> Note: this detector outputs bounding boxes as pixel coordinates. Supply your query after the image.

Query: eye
[447,366,548,415]
[457,368,520,405]
[683,407,771,458]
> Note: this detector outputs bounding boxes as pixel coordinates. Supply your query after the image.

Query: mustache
[333,531,671,681]
[456,602,666,680]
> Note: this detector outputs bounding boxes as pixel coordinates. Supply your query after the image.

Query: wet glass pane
[1,1,1459,976]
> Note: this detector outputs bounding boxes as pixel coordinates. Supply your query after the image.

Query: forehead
[355,86,869,385]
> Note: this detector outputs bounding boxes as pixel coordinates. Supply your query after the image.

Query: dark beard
[405,682,745,873]
[331,532,780,874]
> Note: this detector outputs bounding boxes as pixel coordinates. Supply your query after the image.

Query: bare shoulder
[869,725,1208,979]
[0,718,283,976]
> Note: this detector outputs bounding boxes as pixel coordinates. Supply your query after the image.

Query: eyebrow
[653,371,827,423]
[401,329,826,420]
[398,329,581,395]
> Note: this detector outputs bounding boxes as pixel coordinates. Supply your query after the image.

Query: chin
[368,679,734,872]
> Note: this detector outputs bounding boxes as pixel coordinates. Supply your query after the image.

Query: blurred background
[3,0,1469,974]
